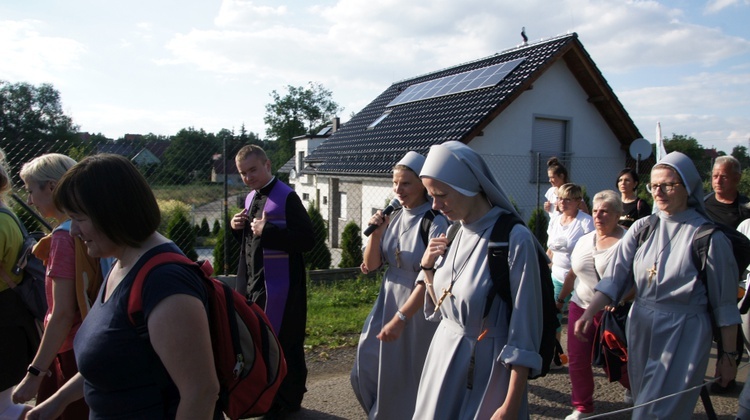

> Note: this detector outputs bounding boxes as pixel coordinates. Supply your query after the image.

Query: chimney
[332,117,340,133]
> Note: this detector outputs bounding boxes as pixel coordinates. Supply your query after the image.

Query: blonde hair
[20,153,77,187]
[557,183,583,200]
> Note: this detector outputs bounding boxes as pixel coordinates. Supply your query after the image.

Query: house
[302,32,643,246]
[286,123,337,214]
[211,154,242,186]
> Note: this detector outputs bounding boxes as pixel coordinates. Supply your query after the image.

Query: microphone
[364,198,402,236]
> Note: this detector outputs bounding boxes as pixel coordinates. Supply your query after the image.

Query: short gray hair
[593,189,623,214]
[714,155,741,175]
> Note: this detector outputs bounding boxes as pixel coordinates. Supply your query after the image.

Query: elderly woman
[351,151,449,420]
[616,168,649,228]
[575,152,740,418]
[547,183,593,368]
[556,190,628,419]
[26,154,220,419]
[413,141,544,419]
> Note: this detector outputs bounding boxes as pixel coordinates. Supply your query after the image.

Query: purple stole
[245,182,292,334]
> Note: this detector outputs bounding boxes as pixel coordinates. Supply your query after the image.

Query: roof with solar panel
[304,32,639,176]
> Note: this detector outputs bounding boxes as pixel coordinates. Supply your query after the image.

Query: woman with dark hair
[616,168,649,228]
[575,152,740,418]
[351,151,449,419]
[26,154,220,419]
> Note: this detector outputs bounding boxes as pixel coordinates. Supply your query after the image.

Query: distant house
[96,139,170,168]
[300,33,642,247]
[284,124,337,211]
[211,154,242,186]
[132,148,161,166]
[96,144,136,158]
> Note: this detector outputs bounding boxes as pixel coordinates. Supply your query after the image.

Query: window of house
[302,193,310,201]
[530,117,569,183]
[367,110,391,130]
[339,192,347,219]
[322,196,328,205]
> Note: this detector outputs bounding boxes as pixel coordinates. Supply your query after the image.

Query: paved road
[293,333,747,419]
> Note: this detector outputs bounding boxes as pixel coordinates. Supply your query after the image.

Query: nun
[575,151,740,418]
[414,141,544,419]
[350,151,449,419]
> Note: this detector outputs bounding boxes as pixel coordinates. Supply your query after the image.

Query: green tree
[159,127,217,184]
[213,218,241,275]
[732,145,750,173]
[527,207,548,246]
[0,81,80,173]
[212,219,221,236]
[199,218,210,236]
[305,201,331,270]
[263,82,342,172]
[166,208,198,260]
[663,134,710,176]
[339,221,362,268]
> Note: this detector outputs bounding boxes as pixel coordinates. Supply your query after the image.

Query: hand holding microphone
[364,198,402,236]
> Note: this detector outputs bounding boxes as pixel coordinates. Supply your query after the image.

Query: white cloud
[0,20,87,84]
[215,0,288,28]
[704,0,749,14]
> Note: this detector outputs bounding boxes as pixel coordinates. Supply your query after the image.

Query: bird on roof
[521,27,528,45]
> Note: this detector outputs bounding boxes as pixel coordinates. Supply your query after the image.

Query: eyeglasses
[646,182,682,194]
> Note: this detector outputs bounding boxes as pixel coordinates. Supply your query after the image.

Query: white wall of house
[469,60,627,219]
[362,179,394,237]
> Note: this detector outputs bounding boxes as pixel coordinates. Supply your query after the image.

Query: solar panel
[386,57,526,108]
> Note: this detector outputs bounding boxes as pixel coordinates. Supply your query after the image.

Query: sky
[1,0,749,154]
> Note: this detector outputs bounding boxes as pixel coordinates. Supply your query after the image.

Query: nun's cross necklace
[434,227,487,313]
[646,226,680,287]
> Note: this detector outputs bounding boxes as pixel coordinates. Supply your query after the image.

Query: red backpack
[127,252,287,419]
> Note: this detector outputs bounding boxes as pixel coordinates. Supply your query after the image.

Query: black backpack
[485,212,561,379]
[0,208,48,321]
[633,214,750,319]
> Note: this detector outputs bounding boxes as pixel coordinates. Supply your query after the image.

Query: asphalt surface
[290,329,747,419]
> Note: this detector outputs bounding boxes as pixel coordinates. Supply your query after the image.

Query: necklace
[394,210,415,268]
[434,227,487,313]
[646,227,679,287]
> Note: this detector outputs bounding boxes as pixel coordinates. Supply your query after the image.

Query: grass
[305,275,381,349]
[150,184,246,207]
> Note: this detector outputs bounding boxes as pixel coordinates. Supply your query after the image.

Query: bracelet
[396,310,407,322]
[420,264,435,272]
[723,351,739,358]
[556,297,566,304]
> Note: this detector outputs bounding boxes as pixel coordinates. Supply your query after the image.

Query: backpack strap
[420,209,439,247]
[634,213,659,248]
[486,212,523,319]
[127,252,213,335]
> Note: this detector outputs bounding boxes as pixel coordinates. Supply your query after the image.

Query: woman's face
[548,170,564,188]
[617,172,637,195]
[23,179,55,218]
[423,177,470,222]
[68,211,118,259]
[592,200,620,235]
[392,168,426,209]
[650,167,688,215]
[557,195,580,217]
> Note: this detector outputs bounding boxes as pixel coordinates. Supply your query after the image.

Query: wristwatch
[556,297,566,304]
[420,264,435,272]
[27,365,49,377]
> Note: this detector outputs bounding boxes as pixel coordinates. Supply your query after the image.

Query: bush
[339,221,362,268]
[213,208,242,275]
[528,207,548,247]
[157,199,193,235]
[306,201,331,270]
[199,217,210,236]
[212,219,221,236]
[166,207,198,260]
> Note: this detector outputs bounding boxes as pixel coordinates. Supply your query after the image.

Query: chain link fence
[2,138,723,273]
